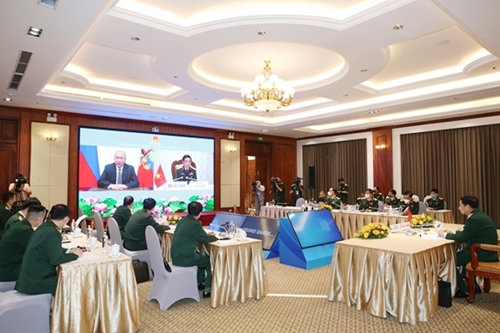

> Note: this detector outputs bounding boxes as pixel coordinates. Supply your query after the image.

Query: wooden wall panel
[372,128,393,196]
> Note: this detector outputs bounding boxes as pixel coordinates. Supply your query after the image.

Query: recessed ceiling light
[393,25,404,30]
[369,110,379,114]
[258,31,266,36]
[492,66,499,70]
[162,117,169,120]
[130,37,140,41]
[27,26,43,37]
[262,129,268,132]
[360,69,368,72]
[343,94,349,97]
[173,76,179,78]
[4,97,12,102]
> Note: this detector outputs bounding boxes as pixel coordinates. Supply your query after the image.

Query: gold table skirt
[52,243,140,333]
[427,210,455,224]
[328,236,457,324]
[259,205,301,218]
[162,232,268,308]
[331,211,407,239]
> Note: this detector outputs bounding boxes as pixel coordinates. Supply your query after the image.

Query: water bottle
[102,234,109,254]
[229,221,236,237]
[87,226,93,245]
[71,219,76,232]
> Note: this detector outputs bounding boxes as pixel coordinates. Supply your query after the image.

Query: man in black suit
[98,150,139,190]
[174,154,197,182]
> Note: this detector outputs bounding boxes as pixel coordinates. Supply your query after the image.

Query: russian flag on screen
[79,145,100,190]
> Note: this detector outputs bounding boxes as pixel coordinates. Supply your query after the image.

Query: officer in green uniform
[385,189,400,208]
[0,193,15,240]
[3,197,41,234]
[358,189,380,212]
[124,198,169,251]
[401,191,419,215]
[326,189,342,209]
[438,196,499,297]
[317,190,327,203]
[426,188,445,210]
[15,204,82,295]
[171,201,218,298]
[111,195,134,239]
[338,178,349,205]
[373,186,384,202]
[0,205,46,282]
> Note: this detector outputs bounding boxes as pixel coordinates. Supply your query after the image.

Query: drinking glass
[102,234,109,254]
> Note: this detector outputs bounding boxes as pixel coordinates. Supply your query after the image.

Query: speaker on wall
[308,165,315,189]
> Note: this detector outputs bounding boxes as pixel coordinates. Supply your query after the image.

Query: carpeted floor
[137,258,500,332]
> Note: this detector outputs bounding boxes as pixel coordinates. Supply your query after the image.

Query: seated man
[385,189,400,208]
[98,150,139,190]
[171,202,218,298]
[317,190,327,203]
[0,205,46,282]
[174,154,197,182]
[438,196,498,297]
[426,188,445,211]
[15,204,82,295]
[124,197,169,251]
[0,192,15,240]
[401,191,419,215]
[112,195,134,239]
[373,186,384,202]
[358,189,379,212]
[326,188,342,209]
[3,197,41,234]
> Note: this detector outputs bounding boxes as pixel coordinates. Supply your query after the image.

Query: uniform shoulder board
[4,205,8,210]
[18,216,23,220]
[439,197,444,200]
[374,198,378,201]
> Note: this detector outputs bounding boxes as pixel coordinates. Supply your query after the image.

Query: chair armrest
[470,243,500,270]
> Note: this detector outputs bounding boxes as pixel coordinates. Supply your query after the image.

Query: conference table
[427,209,455,224]
[259,205,301,218]
[53,235,140,333]
[328,223,461,325]
[162,228,268,308]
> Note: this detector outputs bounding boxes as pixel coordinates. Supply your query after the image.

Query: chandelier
[241,60,295,112]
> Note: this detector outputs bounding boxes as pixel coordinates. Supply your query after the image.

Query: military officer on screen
[358,189,379,212]
[385,189,400,208]
[175,154,197,182]
[337,177,349,205]
[426,188,445,210]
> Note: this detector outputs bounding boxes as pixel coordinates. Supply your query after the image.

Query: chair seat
[466,261,500,275]
[0,291,52,333]
[0,281,16,292]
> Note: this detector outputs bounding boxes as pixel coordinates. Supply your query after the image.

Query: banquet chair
[76,214,88,235]
[145,226,200,310]
[465,243,500,303]
[295,197,305,207]
[92,210,105,242]
[0,282,15,292]
[423,195,431,204]
[107,218,152,278]
[0,291,52,333]
[418,201,427,214]
[443,201,448,210]
[377,201,384,212]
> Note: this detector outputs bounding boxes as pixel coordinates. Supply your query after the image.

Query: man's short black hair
[374,186,380,191]
[49,204,70,220]
[389,189,397,195]
[188,202,203,216]
[431,188,439,193]
[123,195,134,206]
[460,196,479,209]
[365,188,373,194]
[21,197,42,210]
[403,190,412,196]
[182,154,192,161]
[338,177,344,182]
[2,192,14,203]
[27,204,46,220]
[332,188,338,195]
[143,198,157,210]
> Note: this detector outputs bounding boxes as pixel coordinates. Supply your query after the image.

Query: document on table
[419,232,445,240]
[77,252,101,261]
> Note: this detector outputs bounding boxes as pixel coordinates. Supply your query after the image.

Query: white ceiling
[1,0,500,138]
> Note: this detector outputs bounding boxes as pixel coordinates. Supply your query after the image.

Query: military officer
[0,193,15,240]
[358,189,379,212]
[317,190,327,203]
[401,191,419,215]
[338,177,349,205]
[326,189,342,209]
[426,188,445,210]
[3,197,41,234]
[373,186,384,202]
[111,195,134,239]
[385,189,400,208]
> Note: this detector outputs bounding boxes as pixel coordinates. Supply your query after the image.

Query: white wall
[220,139,240,207]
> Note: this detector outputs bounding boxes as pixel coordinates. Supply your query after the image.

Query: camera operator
[8,174,32,212]
[289,177,304,206]
[269,176,286,205]
[252,180,265,215]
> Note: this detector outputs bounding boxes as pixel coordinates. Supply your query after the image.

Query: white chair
[418,201,427,214]
[0,282,16,292]
[107,218,151,278]
[295,197,305,207]
[443,201,447,210]
[0,291,52,333]
[423,195,431,204]
[75,214,88,234]
[92,210,105,242]
[145,226,200,310]
[377,201,384,212]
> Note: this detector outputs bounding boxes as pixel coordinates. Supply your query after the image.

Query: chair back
[107,217,123,250]
[92,210,105,242]
[378,201,384,212]
[295,197,305,207]
[145,226,165,276]
[423,195,431,204]
[418,201,427,214]
[75,215,88,234]
[443,201,447,210]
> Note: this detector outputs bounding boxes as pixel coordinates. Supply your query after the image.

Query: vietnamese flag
[138,149,154,189]
[155,164,167,188]
[407,210,413,221]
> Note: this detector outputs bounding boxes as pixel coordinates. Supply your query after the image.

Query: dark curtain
[401,124,500,226]
[302,139,367,204]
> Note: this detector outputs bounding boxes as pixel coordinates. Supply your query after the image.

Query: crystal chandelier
[241,60,295,112]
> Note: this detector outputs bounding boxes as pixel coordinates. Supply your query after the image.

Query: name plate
[390,224,401,232]
[399,222,411,231]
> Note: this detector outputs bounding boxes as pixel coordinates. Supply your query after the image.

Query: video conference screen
[286,210,342,249]
[78,127,214,216]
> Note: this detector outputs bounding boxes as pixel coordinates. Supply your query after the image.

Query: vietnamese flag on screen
[138,149,154,189]
[155,164,167,188]
[79,145,100,190]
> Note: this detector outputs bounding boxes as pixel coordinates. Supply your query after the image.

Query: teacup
[74,228,81,237]
[111,243,120,256]
[89,236,97,248]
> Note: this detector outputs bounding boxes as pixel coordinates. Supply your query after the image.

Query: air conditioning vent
[39,0,58,9]
[19,51,32,64]
[8,50,33,91]
[15,63,27,74]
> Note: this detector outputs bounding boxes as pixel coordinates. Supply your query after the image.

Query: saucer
[108,252,122,258]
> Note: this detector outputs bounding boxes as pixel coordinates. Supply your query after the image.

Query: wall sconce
[46,135,58,142]
[47,113,58,122]
[375,144,386,150]
[228,132,235,139]
[229,148,237,153]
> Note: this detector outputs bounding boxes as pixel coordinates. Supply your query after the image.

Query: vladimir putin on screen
[98,150,139,190]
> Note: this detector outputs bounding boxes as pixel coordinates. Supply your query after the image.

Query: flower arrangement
[79,197,117,218]
[410,214,434,227]
[167,215,182,225]
[353,222,390,239]
[318,203,333,211]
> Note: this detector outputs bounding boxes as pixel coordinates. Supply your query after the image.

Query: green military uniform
[401,199,419,215]
[0,203,13,240]
[326,196,342,209]
[171,215,218,292]
[358,198,379,212]
[427,197,445,210]
[275,181,286,205]
[385,196,400,208]
[124,209,169,251]
[15,220,78,295]
[112,205,132,239]
[0,219,34,281]
[374,193,384,202]
[445,209,499,292]
[3,211,24,234]
[338,184,349,204]
[317,195,327,203]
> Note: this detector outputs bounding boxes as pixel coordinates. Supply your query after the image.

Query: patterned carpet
[137,258,500,332]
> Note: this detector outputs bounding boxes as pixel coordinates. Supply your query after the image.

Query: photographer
[252,180,265,215]
[270,176,286,205]
[8,174,32,212]
[289,177,304,206]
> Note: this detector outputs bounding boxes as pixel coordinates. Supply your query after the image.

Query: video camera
[293,177,302,185]
[14,176,27,189]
